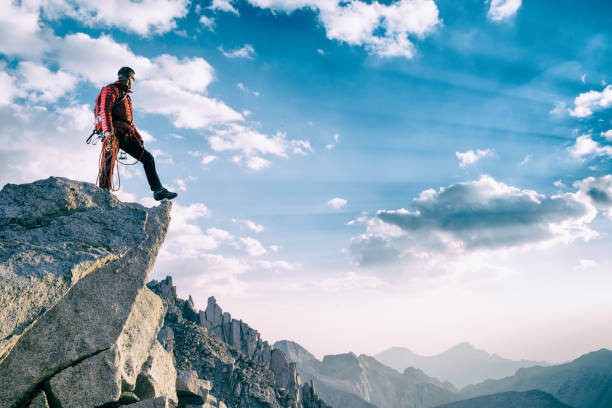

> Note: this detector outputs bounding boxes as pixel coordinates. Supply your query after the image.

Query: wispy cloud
[219,44,255,59]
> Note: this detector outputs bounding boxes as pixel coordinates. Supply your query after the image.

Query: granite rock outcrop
[0,177,174,408]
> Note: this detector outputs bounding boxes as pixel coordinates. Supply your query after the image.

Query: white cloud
[237,82,260,96]
[14,61,77,103]
[568,135,612,159]
[0,70,17,106]
[0,103,99,186]
[601,130,612,141]
[176,179,187,191]
[139,129,157,143]
[240,237,268,256]
[350,175,598,268]
[575,175,612,219]
[456,148,493,167]
[200,14,215,29]
[202,155,217,166]
[243,0,439,58]
[40,0,190,36]
[327,197,348,209]
[0,1,52,58]
[208,123,311,170]
[210,0,239,14]
[234,219,265,232]
[219,44,256,59]
[137,79,243,128]
[487,0,522,22]
[569,85,612,118]
[326,133,340,150]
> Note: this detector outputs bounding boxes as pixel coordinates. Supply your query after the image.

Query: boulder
[135,341,178,405]
[0,177,149,360]
[0,178,171,408]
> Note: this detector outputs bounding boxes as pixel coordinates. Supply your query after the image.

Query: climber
[95,66,177,201]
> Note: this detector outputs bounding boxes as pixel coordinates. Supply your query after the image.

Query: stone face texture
[0,178,171,408]
[0,177,148,360]
[49,347,122,408]
[129,396,170,408]
[27,391,50,408]
[176,369,212,398]
[135,341,178,405]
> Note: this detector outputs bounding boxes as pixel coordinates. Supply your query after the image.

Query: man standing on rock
[96,66,177,201]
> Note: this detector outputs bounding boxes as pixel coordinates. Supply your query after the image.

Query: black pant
[117,133,162,191]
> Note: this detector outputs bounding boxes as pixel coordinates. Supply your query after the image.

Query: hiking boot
[154,187,178,201]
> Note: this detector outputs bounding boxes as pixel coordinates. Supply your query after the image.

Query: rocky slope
[434,390,573,408]
[0,177,329,408]
[275,340,459,408]
[148,277,330,408]
[461,349,612,408]
[375,343,549,388]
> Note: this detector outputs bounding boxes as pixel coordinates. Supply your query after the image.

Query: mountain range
[375,343,548,388]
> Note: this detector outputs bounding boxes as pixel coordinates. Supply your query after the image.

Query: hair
[117,66,135,81]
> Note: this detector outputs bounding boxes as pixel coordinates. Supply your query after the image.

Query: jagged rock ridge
[148,276,330,408]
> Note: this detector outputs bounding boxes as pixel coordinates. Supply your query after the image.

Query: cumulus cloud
[242,0,439,58]
[569,85,612,118]
[240,237,268,256]
[487,0,522,22]
[12,61,77,103]
[349,176,598,268]
[568,135,612,159]
[208,123,312,171]
[456,148,493,167]
[601,130,612,141]
[327,197,348,209]
[39,0,190,36]
[0,103,99,186]
[0,1,53,58]
[575,175,612,219]
[219,44,256,59]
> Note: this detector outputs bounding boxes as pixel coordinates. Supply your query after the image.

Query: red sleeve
[99,85,116,133]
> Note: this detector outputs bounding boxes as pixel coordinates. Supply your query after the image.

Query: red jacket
[96,81,142,141]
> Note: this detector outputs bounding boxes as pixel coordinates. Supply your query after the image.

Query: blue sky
[2,0,612,363]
